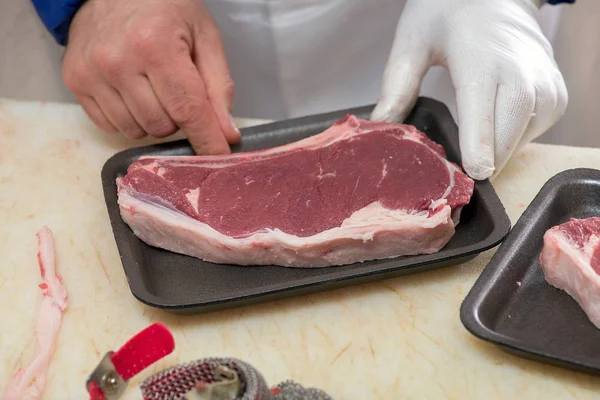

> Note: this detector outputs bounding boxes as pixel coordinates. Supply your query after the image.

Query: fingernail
[229,114,240,135]
[465,164,495,181]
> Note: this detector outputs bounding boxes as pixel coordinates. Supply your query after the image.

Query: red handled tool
[87,323,175,400]
[86,323,331,399]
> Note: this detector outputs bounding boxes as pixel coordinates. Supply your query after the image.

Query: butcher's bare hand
[62,0,239,154]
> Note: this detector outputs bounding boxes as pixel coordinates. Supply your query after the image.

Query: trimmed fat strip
[3,226,67,400]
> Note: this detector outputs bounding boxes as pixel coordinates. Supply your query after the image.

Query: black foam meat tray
[101,97,511,315]
[461,168,600,375]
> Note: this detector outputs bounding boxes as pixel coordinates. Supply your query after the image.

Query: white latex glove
[371,0,568,180]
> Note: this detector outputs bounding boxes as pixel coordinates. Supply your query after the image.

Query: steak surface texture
[540,217,600,328]
[117,115,474,267]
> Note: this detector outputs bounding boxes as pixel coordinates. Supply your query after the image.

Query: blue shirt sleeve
[547,0,575,4]
[31,0,86,46]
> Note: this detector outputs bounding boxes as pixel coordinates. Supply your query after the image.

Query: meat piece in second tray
[117,115,474,267]
[540,217,600,329]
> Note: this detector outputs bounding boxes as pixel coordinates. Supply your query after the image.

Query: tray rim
[460,167,600,374]
[101,97,512,312]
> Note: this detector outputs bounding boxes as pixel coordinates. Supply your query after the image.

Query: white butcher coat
[0,0,598,147]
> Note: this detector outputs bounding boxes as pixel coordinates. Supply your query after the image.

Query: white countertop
[1,98,599,399]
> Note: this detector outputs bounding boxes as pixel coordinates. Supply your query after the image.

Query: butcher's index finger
[146,52,231,155]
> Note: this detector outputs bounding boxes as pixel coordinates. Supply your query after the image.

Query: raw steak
[540,217,600,329]
[117,115,474,267]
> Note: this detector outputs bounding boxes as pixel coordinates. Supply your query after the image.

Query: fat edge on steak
[116,115,474,267]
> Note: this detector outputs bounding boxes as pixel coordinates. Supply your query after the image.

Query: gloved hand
[62,0,240,155]
[371,0,568,180]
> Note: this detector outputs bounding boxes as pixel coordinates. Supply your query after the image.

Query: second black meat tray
[101,97,511,314]
[460,168,600,375]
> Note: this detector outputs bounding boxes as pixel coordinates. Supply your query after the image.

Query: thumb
[371,30,431,122]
